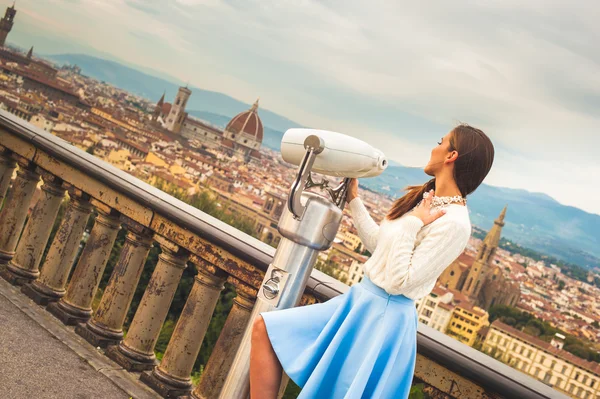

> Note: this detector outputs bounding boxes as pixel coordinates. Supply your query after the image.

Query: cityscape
[0,2,599,399]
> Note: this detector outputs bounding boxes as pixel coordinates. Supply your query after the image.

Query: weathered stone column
[21,188,92,305]
[141,258,228,398]
[0,161,40,265]
[48,201,121,325]
[0,147,16,208]
[75,219,153,348]
[191,278,257,399]
[106,236,188,371]
[1,173,65,285]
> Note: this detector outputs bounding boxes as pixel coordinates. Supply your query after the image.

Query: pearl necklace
[417,192,467,213]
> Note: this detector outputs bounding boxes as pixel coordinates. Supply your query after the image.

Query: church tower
[164,86,191,134]
[152,91,165,122]
[0,3,16,47]
[462,205,507,299]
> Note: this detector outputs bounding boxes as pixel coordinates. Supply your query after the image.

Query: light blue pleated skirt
[260,275,418,399]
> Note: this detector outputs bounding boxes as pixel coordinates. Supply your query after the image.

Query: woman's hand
[410,189,447,226]
[346,178,358,203]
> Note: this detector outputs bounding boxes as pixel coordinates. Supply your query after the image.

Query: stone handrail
[0,110,567,399]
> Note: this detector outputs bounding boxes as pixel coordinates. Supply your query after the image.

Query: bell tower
[164,86,191,134]
[0,3,16,47]
[462,205,507,299]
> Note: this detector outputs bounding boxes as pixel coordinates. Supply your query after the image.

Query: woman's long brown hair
[385,123,494,221]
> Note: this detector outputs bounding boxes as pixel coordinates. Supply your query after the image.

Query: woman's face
[424,131,454,176]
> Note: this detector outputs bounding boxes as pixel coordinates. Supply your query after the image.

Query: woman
[250,123,495,399]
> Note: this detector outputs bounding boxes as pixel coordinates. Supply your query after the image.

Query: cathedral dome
[225,99,263,143]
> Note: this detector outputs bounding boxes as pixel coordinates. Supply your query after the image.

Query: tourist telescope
[219,129,388,398]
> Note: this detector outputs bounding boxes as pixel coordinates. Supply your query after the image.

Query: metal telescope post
[218,135,352,398]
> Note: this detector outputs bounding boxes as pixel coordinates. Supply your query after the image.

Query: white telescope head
[281,128,388,178]
[280,128,388,219]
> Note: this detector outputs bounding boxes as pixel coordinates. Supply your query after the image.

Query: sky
[6,0,600,215]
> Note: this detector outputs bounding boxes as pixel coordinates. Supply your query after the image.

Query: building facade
[483,321,600,398]
[446,303,490,346]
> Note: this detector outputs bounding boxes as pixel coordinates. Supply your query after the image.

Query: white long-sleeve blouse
[347,197,472,300]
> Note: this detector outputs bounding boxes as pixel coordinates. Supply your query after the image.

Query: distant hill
[46,53,303,133]
[359,166,600,267]
[45,53,599,268]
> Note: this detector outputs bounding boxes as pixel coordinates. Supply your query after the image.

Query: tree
[558,280,566,291]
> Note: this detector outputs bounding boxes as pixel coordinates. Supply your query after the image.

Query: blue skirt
[260,275,418,399]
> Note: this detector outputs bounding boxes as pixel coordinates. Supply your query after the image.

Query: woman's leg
[250,315,283,399]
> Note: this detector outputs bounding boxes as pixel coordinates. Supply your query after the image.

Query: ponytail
[385,178,435,221]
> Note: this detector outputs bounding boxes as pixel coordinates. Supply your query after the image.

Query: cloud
[9,0,600,214]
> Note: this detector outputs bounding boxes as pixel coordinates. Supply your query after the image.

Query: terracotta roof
[456,302,487,317]
[438,301,455,311]
[221,138,235,149]
[457,253,475,266]
[225,99,263,142]
[185,116,223,135]
[12,66,78,97]
[250,149,261,159]
[161,102,172,116]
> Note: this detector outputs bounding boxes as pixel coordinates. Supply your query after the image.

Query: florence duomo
[152,86,263,164]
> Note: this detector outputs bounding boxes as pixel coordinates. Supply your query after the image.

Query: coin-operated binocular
[219,129,387,398]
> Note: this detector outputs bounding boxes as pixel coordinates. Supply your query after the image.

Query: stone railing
[0,110,567,399]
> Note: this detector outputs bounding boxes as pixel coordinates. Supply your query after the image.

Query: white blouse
[347,197,472,300]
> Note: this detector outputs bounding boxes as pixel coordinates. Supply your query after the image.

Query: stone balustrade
[0,110,567,399]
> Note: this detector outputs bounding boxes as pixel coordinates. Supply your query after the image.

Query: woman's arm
[347,197,380,254]
[383,215,470,295]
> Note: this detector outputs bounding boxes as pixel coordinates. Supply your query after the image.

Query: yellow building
[169,163,186,176]
[446,303,489,346]
[145,152,168,168]
[335,229,362,251]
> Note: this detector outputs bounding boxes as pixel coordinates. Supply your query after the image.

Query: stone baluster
[106,236,189,371]
[0,147,16,208]
[191,277,257,399]
[1,173,65,285]
[140,258,228,398]
[47,200,121,325]
[0,160,40,266]
[21,187,92,305]
[75,218,153,348]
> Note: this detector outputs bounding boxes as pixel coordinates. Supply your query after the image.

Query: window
[562,365,568,374]
[513,343,518,351]
[583,375,589,384]
[555,377,563,388]
[550,360,556,369]
[540,355,546,365]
